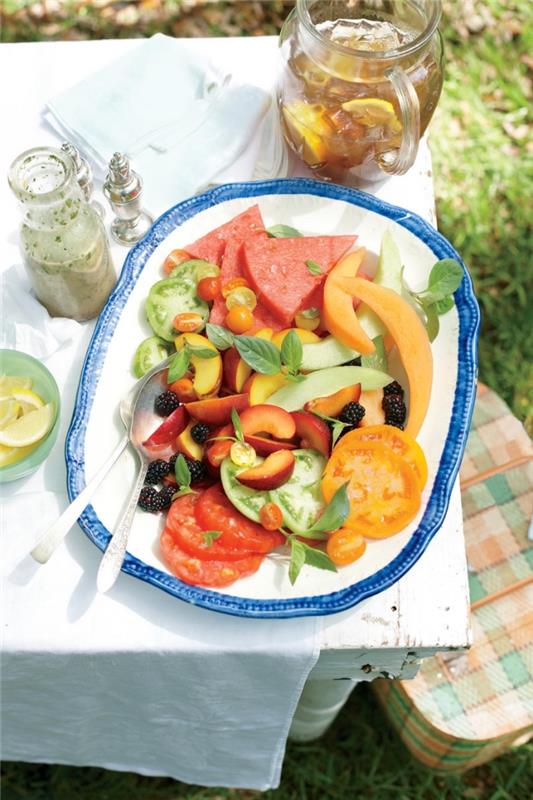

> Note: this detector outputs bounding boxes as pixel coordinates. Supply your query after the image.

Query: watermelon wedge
[242,235,356,326]
[186,205,265,266]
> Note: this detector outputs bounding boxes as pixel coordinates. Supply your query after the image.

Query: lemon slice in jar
[0,403,55,448]
[341,98,402,131]
[282,101,330,165]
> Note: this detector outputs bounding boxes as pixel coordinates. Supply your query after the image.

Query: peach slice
[143,406,188,449]
[185,393,249,427]
[304,384,361,417]
[240,404,296,440]
[254,328,274,341]
[206,424,233,468]
[236,450,296,490]
[248,372,288,405]
[322,250,375,355]
[176,420,204,461]
[175,332,223,398]
[223,347,252,393]
[291,411,331,456]
[244,434,297,456]
[271,327,321,349]
[358,389,386,428]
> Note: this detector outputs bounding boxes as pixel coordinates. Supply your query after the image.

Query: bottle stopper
[103,152,154,246]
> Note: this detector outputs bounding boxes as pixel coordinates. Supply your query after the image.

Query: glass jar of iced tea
[278,0,444,183]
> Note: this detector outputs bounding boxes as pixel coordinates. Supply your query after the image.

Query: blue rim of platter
[66,178,480,618]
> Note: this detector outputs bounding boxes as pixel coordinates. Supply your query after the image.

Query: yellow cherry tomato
[221,277,249,298]
[327,528,366,566]
[173,312,204,333]
[225,305,254,334]
[230,441,256,467]
[225,286,257,311]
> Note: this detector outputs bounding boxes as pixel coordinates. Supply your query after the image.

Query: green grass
[1,2,532,798]
[2,684,533,799]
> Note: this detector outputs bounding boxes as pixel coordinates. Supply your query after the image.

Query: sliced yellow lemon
[282,101,330,165]
[11,388,45,411]
[341,98,401,131]
[0,443,36,468]
[0,399,21,429]
[0,375,32,400]
[0,402,55,448]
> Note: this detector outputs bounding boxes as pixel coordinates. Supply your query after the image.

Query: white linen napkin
[0,264,81,360]
[45,34,273,217]
[1,270,321,790]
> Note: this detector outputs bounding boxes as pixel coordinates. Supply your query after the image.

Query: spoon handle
[30,436,129,564]
[96,460,149,593]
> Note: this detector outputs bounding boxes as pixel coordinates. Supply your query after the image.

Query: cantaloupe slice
[322,249,376,355]
[339,277,433,438]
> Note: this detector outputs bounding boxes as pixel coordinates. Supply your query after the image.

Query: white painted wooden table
[0,37,470,752]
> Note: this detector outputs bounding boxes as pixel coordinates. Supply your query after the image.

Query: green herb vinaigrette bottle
[8,146,116,321]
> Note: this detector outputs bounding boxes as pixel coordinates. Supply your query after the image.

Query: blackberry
[154,390,180,417]
[191,422,210,444]
[158,485,175,510]
[383,380,404,398]
[169,454,207,484]
[138,486,162,513]
[184,457,207,483]
[339,402,366,425]
[145,459,170,485]
[382,394,407,427]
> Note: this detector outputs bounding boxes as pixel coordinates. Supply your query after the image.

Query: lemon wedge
[341,98,401,130]
[0,375,32,400]
[0,443,36,468]
[11,387,45,412]
[0,402,55,448]
[282,101,330,165]
[0,399,21,429]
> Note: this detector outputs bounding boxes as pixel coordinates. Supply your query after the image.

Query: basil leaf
[361,335,388,373]
[434,296,455,315]
[234,335,281,375]
[331,420,349,447]
[281,329,303,374]
[309,483,350,532]
[422,301,440,342]
[203,530,222,546]
[303,545,337,573]
[205,323,234,350]
[171,487,195,501]
[187,346,220,359]
[266,224,302,238]
[231,408,244,443]
[306,260,323,276]
[167,348,190,382]
[428,259,464,294]
[174,454,191,488]
[284,373,307,383]
[289,539,307,585]
[293,529,328,541]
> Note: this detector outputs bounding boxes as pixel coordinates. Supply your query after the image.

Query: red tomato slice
[195,484,285,552]
[160,526,264,588]
[166,494,259,561]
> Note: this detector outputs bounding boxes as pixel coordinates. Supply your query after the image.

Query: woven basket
[373,384,533,771]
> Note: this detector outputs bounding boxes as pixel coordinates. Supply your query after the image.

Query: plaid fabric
[373,384,533,772]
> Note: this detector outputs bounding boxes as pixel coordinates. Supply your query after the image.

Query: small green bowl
[0,349,61,483]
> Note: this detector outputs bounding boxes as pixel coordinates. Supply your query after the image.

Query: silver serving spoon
[95,362,174,593]
[30,357,172,565]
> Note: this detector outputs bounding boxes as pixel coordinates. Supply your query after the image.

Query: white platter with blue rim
[66,178,479,618]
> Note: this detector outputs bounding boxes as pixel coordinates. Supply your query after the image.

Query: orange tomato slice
[321,440,421,539]
[334,424,428,490]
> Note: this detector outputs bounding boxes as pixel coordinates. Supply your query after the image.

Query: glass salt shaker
[8,146,116,322]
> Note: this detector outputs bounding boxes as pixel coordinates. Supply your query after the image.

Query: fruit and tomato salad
[132,205,463,589]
